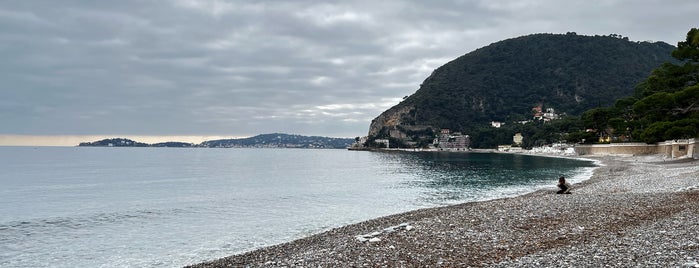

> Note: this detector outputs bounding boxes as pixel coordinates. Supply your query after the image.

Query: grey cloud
[1,0,697,138]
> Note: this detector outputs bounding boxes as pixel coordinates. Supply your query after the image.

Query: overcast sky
[1,0,697,143]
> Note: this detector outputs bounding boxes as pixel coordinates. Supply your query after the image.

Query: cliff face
[367,33,676,145]
[368,105,415,137]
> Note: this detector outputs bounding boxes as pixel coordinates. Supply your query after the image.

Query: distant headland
[77,133,354,149]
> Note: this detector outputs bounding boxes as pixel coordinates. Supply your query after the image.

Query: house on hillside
[532,105,561,122]
[542,108,560,122]
[513,133,523,145]
[532,104,543,120]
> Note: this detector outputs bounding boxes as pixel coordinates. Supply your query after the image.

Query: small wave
[0,208,189,235]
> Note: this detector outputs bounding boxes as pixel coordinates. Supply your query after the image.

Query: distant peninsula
[78,133,354,149]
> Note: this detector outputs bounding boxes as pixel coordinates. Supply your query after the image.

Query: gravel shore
[187,155,699,267]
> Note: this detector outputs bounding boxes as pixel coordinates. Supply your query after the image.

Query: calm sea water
[0,147,595,267]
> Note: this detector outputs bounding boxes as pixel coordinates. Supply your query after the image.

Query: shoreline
[187,154,699,267]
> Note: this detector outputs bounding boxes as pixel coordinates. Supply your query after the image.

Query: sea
[0,146,596,267]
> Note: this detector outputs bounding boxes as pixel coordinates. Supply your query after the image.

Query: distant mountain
[78,134,354,149]
[78,138,149,147]
[151,142,196,147]
[201,133,354,149]
[368,33,677,147]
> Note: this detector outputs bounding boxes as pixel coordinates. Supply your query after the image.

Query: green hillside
[201,133,353,148]
[368,33,677,148]
[78,133,353,148]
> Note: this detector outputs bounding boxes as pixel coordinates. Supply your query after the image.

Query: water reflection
[371,151,595,205]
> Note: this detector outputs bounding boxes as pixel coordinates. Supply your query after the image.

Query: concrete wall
[657,139,698,159]
[575,139,698,159]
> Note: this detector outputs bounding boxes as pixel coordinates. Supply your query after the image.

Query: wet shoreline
[187,155,699,267]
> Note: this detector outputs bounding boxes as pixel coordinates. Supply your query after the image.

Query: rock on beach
[187,155,699,267]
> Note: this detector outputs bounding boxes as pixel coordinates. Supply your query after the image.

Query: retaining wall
[575,139,698,159]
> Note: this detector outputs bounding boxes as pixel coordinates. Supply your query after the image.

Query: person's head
[559,176,565,183]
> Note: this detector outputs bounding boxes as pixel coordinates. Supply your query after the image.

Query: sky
[1,0,697,145]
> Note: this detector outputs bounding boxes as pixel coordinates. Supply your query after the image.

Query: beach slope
[187,155,699,267]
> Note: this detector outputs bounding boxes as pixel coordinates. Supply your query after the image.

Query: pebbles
[187,155,699,268]
[355,222,415,243]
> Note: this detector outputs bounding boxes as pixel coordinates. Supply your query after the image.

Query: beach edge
[186,154,699,267]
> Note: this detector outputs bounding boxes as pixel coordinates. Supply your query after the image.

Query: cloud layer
[1,0,697,138]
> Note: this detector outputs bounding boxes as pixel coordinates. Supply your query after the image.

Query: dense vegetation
[199,133,353,148]
[573,28,699,144]
[369,32,686,148]
[151,142,196,147]
[79,138,151,147]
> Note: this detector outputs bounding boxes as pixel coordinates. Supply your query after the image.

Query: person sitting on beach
[557,176,572,194]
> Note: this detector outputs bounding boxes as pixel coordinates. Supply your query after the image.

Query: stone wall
[657,139,698,159]
[575,139,698,159]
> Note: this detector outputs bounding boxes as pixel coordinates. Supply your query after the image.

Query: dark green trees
[576,28,699,144]
[672,28,699,62]
[368,30,697,148]
[501,28,699,145]
[632,28,699,143]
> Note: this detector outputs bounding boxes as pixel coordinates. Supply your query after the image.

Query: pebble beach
[187,154,699,267]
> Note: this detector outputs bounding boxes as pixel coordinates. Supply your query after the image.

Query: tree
[633,92,676,121]
[632,28,699,143]
[582,107,615,131]
[672,28,699,62]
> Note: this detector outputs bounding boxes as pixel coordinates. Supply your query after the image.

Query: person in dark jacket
[557,176,572,194]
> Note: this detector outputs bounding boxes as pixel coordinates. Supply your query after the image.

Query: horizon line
[0,133,360,146]
[0,135,246,147]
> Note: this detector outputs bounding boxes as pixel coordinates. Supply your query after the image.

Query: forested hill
[78,134,354,148]
[200,133,353,148]
[368,33,676,145]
